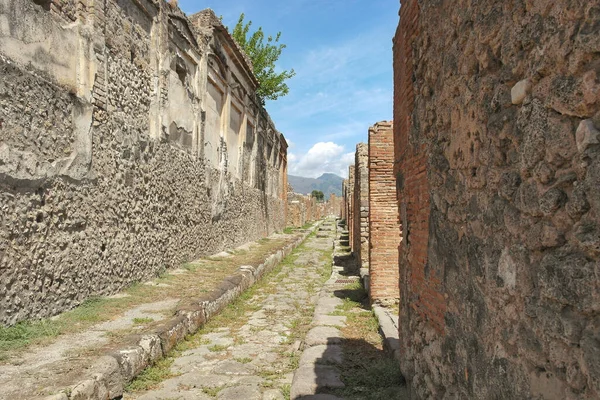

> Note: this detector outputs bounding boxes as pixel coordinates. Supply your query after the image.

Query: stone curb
[42,223,320,400]
[359,269,401,363]
[372,305,401,363]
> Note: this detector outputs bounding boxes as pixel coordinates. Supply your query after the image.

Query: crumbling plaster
[0,0,287,325]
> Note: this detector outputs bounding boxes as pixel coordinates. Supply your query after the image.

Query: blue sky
[179,0,400,178]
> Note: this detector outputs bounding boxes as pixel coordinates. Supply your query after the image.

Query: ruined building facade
[0,0,288,325]
[393,0,600,398]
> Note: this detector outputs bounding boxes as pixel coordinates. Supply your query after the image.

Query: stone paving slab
[290,365,345,398]
[311,314,346,327]
[299,344,343,366]
[305,326,342,347]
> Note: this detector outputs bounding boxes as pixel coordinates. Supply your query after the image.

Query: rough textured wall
[341,180,348,222]
[353,143,369,269]
[368,121,400,304]
[394,0,600,399]
[0,0,287,325]
[325,193,341,217]
[286,186,326,228]
[347,165,355,247]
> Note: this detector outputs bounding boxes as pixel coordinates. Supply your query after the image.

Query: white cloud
[289,142,355,178]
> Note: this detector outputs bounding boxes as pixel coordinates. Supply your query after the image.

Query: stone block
[511,79,532,105]
[576,119,600,152]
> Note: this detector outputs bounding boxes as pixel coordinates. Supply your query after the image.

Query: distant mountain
[288,173,344,198]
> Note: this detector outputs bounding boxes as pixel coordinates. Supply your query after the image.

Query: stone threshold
[38,222,321,400]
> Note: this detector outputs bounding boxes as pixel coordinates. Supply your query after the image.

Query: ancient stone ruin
[0,1,288,325]
[346,0,599,398]
[286,184,326,228]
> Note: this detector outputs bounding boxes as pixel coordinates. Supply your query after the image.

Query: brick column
[353,143,369,269]
[368,121,400,305]
[347,164,355,247]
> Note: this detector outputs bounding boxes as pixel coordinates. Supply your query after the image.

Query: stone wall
[0,0,287,325]
[368,121,400,304]
[347,165,355,247]
[393,0,600,398]
[286,185,326,228]
[352,143,369,269]
[324,193,341,217]
[341,180,348,222]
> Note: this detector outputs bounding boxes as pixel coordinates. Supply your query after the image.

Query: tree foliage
[311,190,324,202]
[231,13,295,103]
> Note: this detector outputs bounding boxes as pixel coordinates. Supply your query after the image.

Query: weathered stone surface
[0,2,288,325]
[298,344,343,366]
[290,365,345,398]
[392,0,600,399]
[576,119,600,152]
[511,79,532,105]
[217,385,262,400]
[311,314,346,327]
[304,326,342,347]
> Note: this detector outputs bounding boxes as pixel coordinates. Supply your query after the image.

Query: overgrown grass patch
[330,280,405,399]
[125,356,177,392]
[207,344,228,352]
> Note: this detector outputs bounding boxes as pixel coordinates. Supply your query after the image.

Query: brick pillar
[368,121,400,305]
[353,143,369,269]
[342,179,348,222]
[347,164,355,245]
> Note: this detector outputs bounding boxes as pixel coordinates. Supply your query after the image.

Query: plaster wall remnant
[0,1,288,325]
[393,0,600,398]
[367,121,400,305]
[352,143,369,269]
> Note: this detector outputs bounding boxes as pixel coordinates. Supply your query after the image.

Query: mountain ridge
[288,173,344,198]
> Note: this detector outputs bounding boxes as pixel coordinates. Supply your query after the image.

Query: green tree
[311,190,324,202]
[231,13,295,103]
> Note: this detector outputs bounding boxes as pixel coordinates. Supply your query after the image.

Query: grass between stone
[125,223,333,396]
[330,281,405,399]
[0,230,308,362]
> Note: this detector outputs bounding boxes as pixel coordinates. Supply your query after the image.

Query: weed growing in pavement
[132,317,154,325]
[125,356,177,392]
[281,383,291,400]
[207,344,229,352]
[201,384,225,397]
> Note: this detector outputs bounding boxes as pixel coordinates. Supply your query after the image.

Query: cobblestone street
[125,220,337,400]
